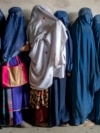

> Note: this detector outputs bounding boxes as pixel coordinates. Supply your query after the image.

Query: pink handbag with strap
[2,56,28,88]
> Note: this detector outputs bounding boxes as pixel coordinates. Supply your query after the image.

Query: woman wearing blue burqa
[89,15,100,124]
[48,11,73,127]
[0,10,6,129]
[70,8,100,126]
[1,7,30,127]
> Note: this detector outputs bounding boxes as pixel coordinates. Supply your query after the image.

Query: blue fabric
[12,84,29,125]
[1,7,29,126]
[0,10,5,44]
[0,10,6,64]
[89,15,100,124]
[0,10,6,128]
[48,11,73,126]
[2,56,29,126]
[49,77,70,126]
[69,8,100,125]
[1,7,26,63]
[13,111,23,125]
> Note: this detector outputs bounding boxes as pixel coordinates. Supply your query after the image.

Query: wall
[1,0,100,23]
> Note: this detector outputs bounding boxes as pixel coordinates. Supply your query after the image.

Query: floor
[1,125,100,133]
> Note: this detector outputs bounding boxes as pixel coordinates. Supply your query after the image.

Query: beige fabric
[27,5,68,90]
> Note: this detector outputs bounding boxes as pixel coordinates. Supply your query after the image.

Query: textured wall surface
[1,0,100,23]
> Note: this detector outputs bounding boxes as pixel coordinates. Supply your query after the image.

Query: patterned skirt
[29,89,48,125]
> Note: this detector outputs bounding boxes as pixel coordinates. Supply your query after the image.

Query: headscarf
[27,5,67,90]
[70,7,100,125]
[93,15,100,64]
[1,7,26,63]
[89,14,100,125]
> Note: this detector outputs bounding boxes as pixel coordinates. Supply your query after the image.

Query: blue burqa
[48,11,73,126]
[70,8,100,125]
[1,7,26,63]
[1,7,29,126]
[89,15,100,124]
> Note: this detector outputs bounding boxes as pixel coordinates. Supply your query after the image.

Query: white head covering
[27,5,68,90]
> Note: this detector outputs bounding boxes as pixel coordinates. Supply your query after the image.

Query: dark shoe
[35,122,48,127]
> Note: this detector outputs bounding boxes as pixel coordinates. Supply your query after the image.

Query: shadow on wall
[23,9,31,25]
[68,12,78,25]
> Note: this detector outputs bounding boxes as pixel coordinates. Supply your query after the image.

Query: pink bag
[2,56,28,87]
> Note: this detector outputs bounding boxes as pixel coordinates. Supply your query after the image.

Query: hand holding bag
[2,56,28,87]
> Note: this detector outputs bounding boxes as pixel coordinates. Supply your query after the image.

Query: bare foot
[80,119,94,127]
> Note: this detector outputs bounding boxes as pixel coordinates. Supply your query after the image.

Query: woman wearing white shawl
[27,5,67,125]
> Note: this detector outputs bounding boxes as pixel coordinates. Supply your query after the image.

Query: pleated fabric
[1,7,26,63]
[48,11,73,126]
[89,15,100,124]
[1,7,29,126]
[69,8,100,125]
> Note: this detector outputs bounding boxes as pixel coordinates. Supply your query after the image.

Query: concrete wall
[1,0,100,23]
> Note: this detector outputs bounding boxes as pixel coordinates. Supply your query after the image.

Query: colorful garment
[30,89,48,124]
[1,7,29,126]
[0,10,6,129]
[69,8,100,125]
